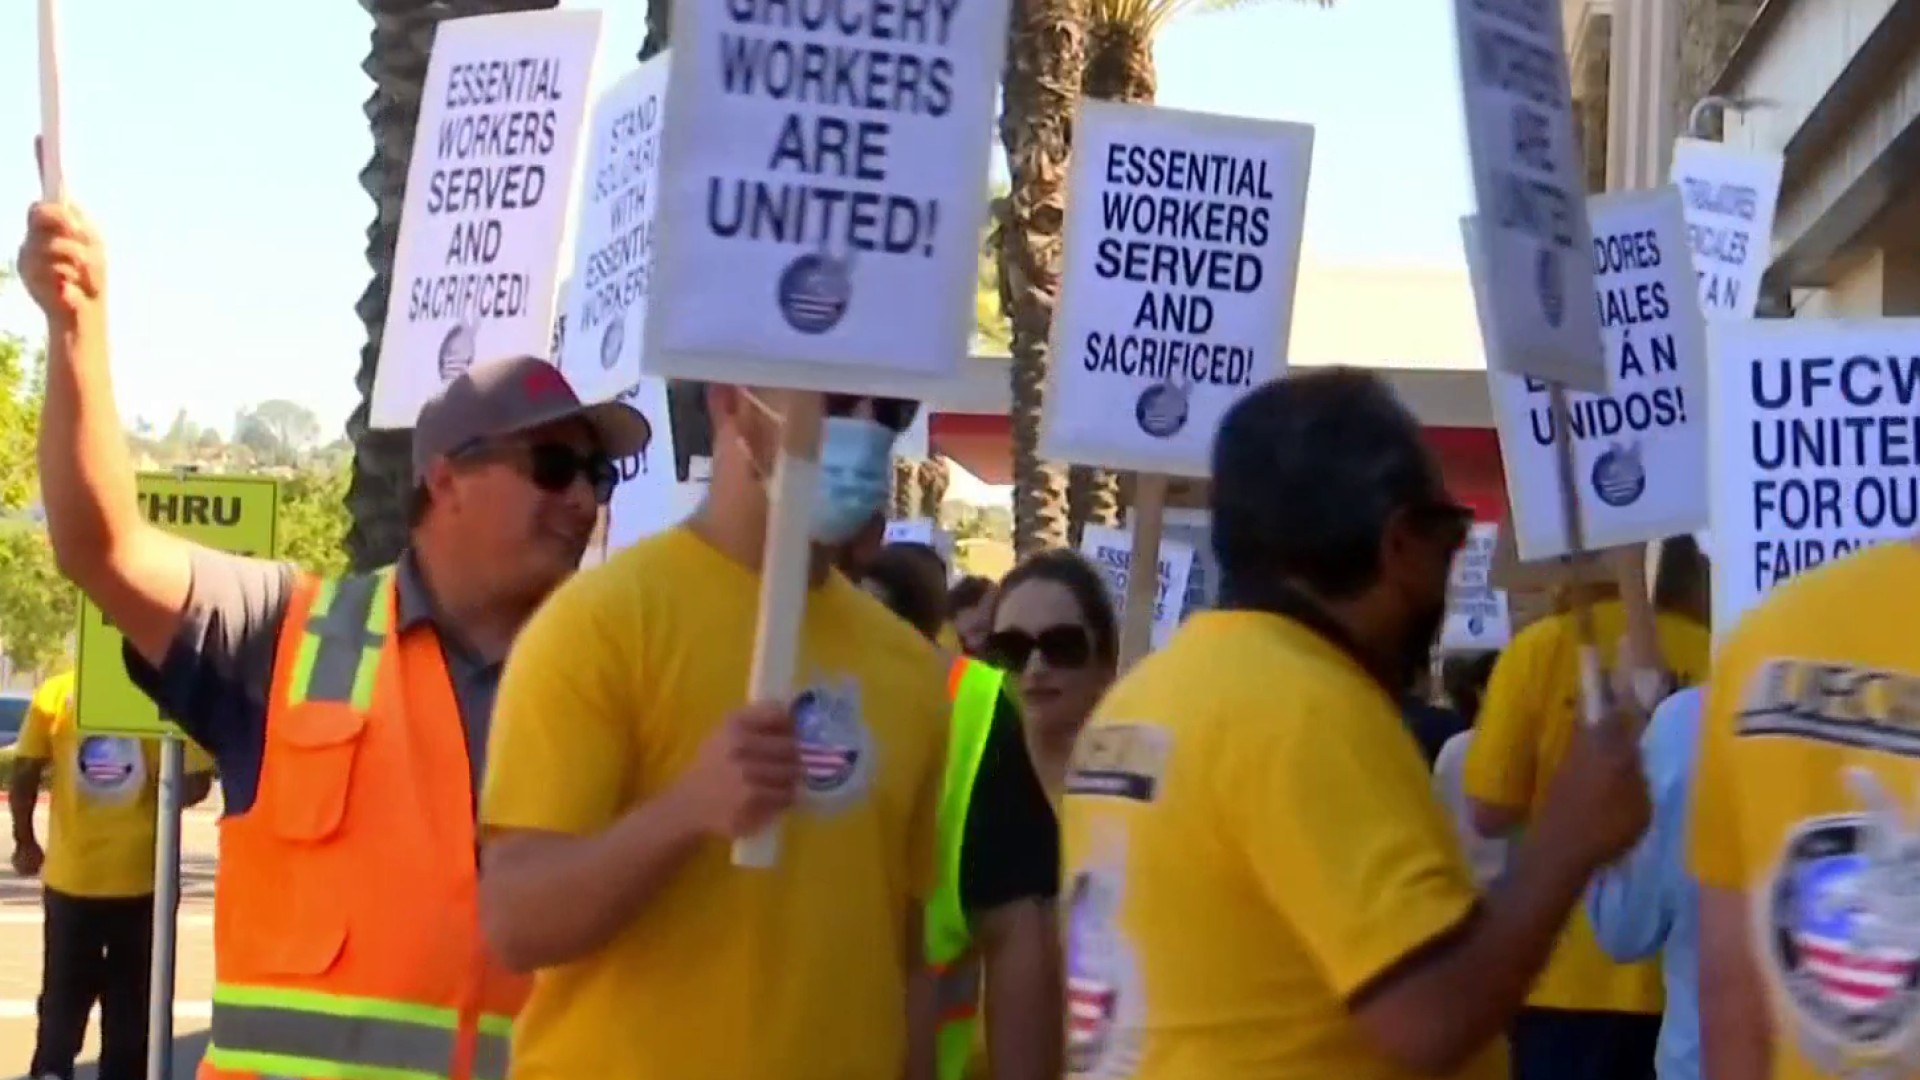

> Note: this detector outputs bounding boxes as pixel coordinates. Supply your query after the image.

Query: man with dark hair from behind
[855,543,1062,1080]
[947,576,996,657]
[1059,367,1652,1079]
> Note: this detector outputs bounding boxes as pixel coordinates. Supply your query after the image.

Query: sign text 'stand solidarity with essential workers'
[77,475,280,738]
[1454,0,1607,393]
[1079,524,1195,652]
[1707,319,1920,631]
[371,10,604,428]
[1042,102,1313,476]
[562,55,670,404]
[1485,189,1709,561]
[1441,522,1512,651]
[645,0,1009,397]
[1670,138,1782,321]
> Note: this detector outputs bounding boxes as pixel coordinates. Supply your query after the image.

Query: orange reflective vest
[200,568,528,1080]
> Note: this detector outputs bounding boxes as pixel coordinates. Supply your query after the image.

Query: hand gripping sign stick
[1116,475,1170,669]
[733,392,826,868]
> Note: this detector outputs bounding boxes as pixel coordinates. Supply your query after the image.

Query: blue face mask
[811,415,895,544]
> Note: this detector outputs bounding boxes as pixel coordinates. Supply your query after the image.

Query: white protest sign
[560,55,669,405]
[1481,189,1708,561]
[1041,102,1313,476]
[1441,522,1512,650]
[645,0,1008,397]
[1454,0,1607,393]
[371,10,605,428]
[1160,507,1218,622]
[1670,137,1783,321]
[894,409,931,460]
[1707,319,1920,631]
[883,517,957,573]
[603,378,681,554]
[551,275,573,361]
[1079,524,1195,652]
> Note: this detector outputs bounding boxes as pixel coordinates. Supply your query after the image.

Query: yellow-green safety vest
[924,656,1004,1080]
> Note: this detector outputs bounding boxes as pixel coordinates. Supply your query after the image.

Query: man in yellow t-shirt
[7,671,212,1080]
[1061,370,1652,1080]
[477,387,948,1080]
[1462,544,1711,1080]
[1690,541,1920,1080]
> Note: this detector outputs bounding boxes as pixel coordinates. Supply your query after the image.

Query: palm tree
[345,0,559,570]
[1000,0,1088,559]
[915,458,952,521]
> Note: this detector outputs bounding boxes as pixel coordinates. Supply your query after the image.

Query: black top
[1400,698,1469,769]
[960,686,1061,912]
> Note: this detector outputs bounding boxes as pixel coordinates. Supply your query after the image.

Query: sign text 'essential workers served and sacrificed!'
[76,474,280,739]
[1490,188,1708,561]
[1042,102,1313,477]
[644,0,1010,396]
[562,54,670,405]
[1454,0,1607,393]
[1708,318,1920,630]
[1670,137,1782,321]
[372,9,604,428]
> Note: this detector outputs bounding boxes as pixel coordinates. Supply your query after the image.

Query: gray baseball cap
[411,356,653,484]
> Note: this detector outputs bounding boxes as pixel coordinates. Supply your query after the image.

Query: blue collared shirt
[1585,687,1703,1080]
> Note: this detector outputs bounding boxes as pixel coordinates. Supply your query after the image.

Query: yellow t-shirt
[15,672,214,899]
[1690,542,1920,1080]
[1060,611,1505,1080]
[1462,599,1708,1013]
[481,527,948,1080]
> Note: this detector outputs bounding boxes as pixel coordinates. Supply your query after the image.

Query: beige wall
[1793,249,1920,317]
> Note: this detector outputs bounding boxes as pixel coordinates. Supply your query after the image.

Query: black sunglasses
[825,394,919,433]
[982,624,1095,672]
[460,441,619,505]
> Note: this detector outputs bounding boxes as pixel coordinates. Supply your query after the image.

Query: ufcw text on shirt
[705,0,963,259]
[408,58,570,324]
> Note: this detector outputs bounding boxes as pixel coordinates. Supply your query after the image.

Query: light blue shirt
[1586,687,1702,1080]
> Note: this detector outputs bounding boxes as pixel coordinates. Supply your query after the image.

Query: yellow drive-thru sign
[75,473,280,737]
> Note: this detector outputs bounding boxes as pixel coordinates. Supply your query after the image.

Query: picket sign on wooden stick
[38,0,64,200]
[732,392,826,869]
[1546,386,1611,727]
[1117,474,1170,668]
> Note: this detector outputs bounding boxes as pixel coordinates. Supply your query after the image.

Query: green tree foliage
[274,457,352,578]
[0,273,79,678]
[974,186,1012,355]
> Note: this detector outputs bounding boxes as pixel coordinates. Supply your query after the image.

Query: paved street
[0,801,219,1080]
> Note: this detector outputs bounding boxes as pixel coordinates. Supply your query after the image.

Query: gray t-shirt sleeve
[123,547,297,815]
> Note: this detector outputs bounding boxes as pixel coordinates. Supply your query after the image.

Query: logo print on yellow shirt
[74,736,144,805]
[1764,769,1920,1076]
[793,676,872,812]
[1066,725,1171,803]
[1065,843,1142,1078]
[1739,659,1920,756]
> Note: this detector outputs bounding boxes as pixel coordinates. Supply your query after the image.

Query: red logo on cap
[523,365,571,402]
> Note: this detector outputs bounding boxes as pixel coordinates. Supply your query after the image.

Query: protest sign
[76,475,279,738]
[1160,508,1218,622]
[551,275,573,360]
[1670,138,1782,321]
[1454,0,1606,392]
[884,517,958,574]
[895,409,931,460]
[1707,318,1920,630]
[1441,522,1513,651]
[1486,189,1708,561]
[1079,524,1195,652]
[371,10,604,428]
[1041,102,1313,476]
[644,0,1008,398]
[602,378,679,555]
[560,55,670,405]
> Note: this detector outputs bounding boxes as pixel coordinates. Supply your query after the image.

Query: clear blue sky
[0,0,1476,440]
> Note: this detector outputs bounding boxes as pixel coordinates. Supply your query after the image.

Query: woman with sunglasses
[983,550,1120,797]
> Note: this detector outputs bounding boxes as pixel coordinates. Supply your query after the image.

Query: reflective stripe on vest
[287,569,395,709]
[925,657,1003,1080]
[204,984,512,1080]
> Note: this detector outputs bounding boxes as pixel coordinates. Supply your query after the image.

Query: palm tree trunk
[1065,18,1158,541]
[346,0,560,570]
[915,458,951,522]
[891,459,918,519]
[1002,0,1086,559]
[640,0,670,61]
